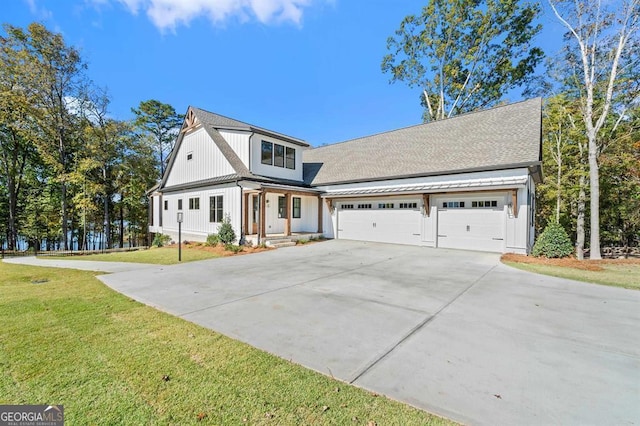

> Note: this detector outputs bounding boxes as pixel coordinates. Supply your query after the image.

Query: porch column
[260,192,267,238]
[243,192,250,235]
[317,195,323,233]
[284,193,292,236]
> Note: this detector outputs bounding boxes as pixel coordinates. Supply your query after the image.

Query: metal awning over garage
[321,175,528,198]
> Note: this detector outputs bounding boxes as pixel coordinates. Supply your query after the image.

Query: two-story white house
[149,98,542,254]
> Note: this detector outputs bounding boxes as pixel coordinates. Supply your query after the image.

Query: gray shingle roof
[303,98,542,186]
[192,107,309,147]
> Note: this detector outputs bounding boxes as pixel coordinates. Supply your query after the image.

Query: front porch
[240,185,324,245]
[245,232,325,247]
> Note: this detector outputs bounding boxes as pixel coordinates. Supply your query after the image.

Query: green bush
[224,244,243,254]
[217,215,236,245]
[206,234,219,246]
[532,222,574,258]
[152,233,171,248]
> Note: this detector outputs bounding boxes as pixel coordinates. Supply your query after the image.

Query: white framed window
[378,203,394,209]
[187,152,193,161]
[341,204,354,209]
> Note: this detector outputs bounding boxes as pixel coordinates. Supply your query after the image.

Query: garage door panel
[437,195,506,253]
[338,204,421,245]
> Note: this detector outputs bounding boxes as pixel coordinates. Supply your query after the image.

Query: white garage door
[337,200,421,245]
[437,197,505,252]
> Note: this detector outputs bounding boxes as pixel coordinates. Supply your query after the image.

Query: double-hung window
[209,196,223,222]
[189,197,200,210]
[292,197,301,218]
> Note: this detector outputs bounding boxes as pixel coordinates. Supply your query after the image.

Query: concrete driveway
[96,240,639,425]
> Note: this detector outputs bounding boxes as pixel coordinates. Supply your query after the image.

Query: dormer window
[260,140,296,170]
[261,141,273,165]
[274,144,284,167]
[286,147,295,169]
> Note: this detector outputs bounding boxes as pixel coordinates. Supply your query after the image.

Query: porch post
[284,193,291,236]
[260,191,267,238]
[317,195,323,233]
[244,192,250,235]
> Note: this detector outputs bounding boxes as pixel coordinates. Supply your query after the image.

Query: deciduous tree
[382,0,544,121]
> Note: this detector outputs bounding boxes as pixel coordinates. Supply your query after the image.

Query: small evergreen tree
[532,223,574,258]
[217,215,236,245]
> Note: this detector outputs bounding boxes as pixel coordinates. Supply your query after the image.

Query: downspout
[236,179,244,245]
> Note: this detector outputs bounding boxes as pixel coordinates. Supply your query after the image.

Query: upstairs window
[292,197,301,218]
[285,147,296,169]
[187,152,193,161]
[189,197,200,210]
[209,196,223,222]
[261,141,273,165]
[274,144,285,167]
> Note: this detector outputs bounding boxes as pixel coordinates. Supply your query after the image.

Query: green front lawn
[504,262,640,290]
[43,246,221,265]
[0,262,453,425]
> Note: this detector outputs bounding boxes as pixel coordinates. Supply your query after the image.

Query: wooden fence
[1,246,149,259]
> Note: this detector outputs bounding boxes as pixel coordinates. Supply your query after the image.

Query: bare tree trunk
[119,203,124,248]
[587,136,602,259]
[555,134,562,224]
[576,174,586,260]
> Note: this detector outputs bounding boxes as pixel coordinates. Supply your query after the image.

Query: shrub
[152,233,171,248]
[224,244,243,254]
[532,223,574,258]
[217,215,236,245]
[206,234,220,246]
[296,239,309,245]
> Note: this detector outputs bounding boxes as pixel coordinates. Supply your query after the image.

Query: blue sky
[4,0,565,146]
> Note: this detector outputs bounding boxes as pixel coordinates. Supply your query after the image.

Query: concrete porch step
[267,240,296,249]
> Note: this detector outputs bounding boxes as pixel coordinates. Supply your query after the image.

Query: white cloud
[111,0,313,31]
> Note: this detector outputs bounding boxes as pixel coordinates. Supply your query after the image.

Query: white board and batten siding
[219,130,250,167]
[159,184,241,243]
[249,134,305,182]
[165,128,235,188]
[263,193,319,234]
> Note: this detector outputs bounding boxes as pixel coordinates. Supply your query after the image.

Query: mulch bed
[501,253,640,271]
[170,243,272,257]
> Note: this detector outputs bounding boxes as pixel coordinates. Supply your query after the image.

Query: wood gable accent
[181,109,201,134]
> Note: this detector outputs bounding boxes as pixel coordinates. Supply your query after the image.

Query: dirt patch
[170,243,272,256]
[501,253,640,271]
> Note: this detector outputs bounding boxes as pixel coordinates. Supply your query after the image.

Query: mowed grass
[44,246,220,265]
[504,262,640,290]
[0,262,453,425]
